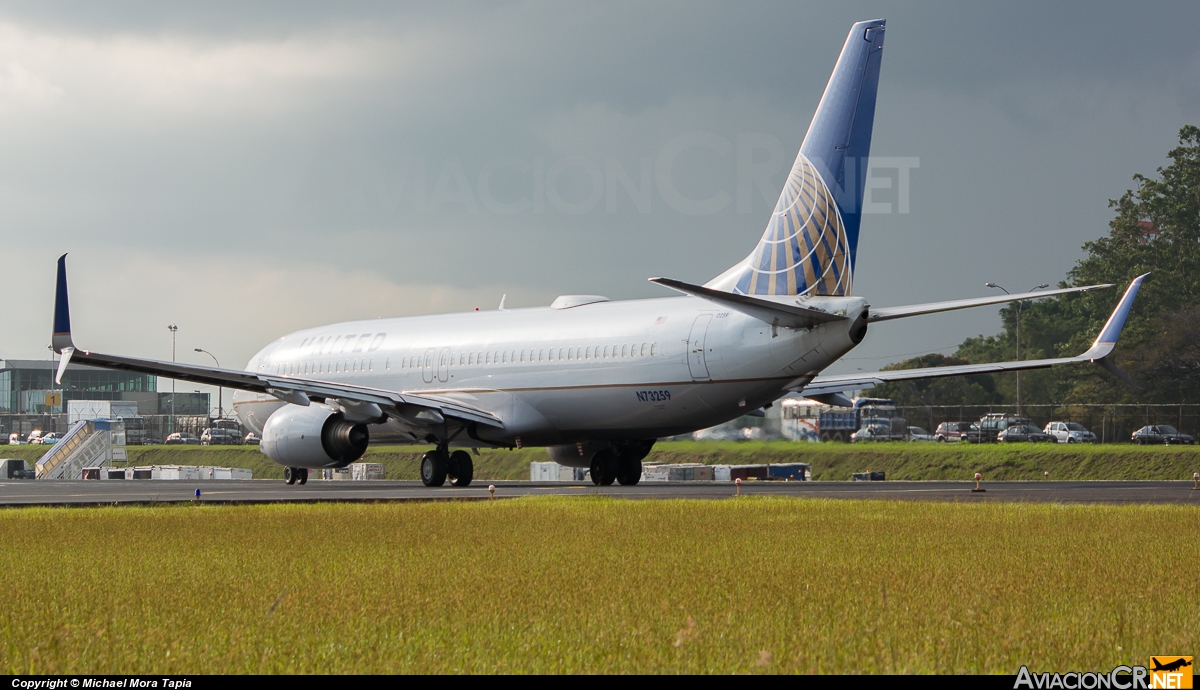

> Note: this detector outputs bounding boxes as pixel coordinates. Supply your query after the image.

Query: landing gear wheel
[590,450,616,486]
[297,468,308,485]
[617,454,642,485]
[421,451,448,487]
[448,450,474,487]
[284,467,297,485]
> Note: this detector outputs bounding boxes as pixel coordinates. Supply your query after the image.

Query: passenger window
[502,351,508,364]
[558,347,564,360]
[568,346,575,360]
[521,350,527,363]
[640,343,647,357]
[539,349,545,362]
[621,344,629,358]
[650,342,658,356]
[486,352,492,365]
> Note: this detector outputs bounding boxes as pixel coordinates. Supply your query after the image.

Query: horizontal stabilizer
[649,277,847,329]
[803,274,1147,396]
[869,283,1113,322]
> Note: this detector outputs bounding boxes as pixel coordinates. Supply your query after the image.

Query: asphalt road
[0,478,1197,506]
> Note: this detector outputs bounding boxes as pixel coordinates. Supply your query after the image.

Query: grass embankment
[5,441,1199,480]
[0,498,1196,673]
[651,441,1200,481]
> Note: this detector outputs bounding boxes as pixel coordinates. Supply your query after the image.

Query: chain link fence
[0,414,247,445]
[896,403,1200,443]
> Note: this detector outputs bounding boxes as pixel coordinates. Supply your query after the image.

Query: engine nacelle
[260,403,369,468]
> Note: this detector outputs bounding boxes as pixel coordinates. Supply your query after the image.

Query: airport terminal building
[0,359,209,417]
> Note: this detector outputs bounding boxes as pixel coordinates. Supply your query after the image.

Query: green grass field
[0,498,1196,673]
[6,441,1197,481]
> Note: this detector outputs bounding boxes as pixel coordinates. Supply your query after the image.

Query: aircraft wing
[799,274,1147,396]
[48,256,503,430]
[868,283,1113,322]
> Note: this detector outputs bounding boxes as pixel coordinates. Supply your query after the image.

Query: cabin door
[687,314,713,381]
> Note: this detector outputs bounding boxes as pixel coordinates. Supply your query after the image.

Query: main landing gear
[284,467,308,485]
[420,446,474,487]
[590,448,642,486]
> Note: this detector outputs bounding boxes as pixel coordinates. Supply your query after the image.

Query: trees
[875,125,1200,406]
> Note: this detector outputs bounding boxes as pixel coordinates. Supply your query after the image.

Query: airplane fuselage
[232,293,868,461]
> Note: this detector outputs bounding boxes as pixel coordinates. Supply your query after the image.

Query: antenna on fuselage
[498,294,507,311]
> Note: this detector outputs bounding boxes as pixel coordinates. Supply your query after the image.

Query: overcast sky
[1,1,1197,406]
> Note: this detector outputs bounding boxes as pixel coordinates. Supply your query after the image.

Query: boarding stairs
[36,420,113,480]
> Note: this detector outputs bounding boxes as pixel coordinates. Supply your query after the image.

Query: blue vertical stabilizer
[801,19,885,274]
[708,19,885,296]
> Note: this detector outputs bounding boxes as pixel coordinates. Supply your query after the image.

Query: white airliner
[48,19,1145,487]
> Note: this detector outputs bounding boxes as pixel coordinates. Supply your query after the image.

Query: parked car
[1131,425,1195,445]
[851,424,892,442]
[244,432,262,445]
[907,426,933,442]
[26,430,43,444]
[934,422,984,443]
[142,435,163,445]
[165,432,200,445]
[200,428,242,446]
[8,433,25,445]
[997,425,1055,443]
[34,432,61,445]
[1044,421,1097,444]
[976,414,1035,443]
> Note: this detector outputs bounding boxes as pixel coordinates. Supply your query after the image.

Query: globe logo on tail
[732,154,852,297]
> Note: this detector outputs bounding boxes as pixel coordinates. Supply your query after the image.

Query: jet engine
[260,403,369,468]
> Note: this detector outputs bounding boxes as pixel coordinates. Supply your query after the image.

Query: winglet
[1085,273,1148,359]
[52,254,75,354]
[55,347,74,386]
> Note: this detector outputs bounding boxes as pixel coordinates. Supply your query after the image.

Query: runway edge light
[973,472,986,493]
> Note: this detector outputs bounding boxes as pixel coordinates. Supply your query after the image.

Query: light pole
[985,282,1049,416]
[194,348,221,419]
[167,324,178,433]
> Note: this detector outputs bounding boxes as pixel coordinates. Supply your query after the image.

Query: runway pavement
[0,478,1197,506]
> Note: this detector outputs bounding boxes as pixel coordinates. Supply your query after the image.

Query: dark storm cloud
[0,1,1197,373]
